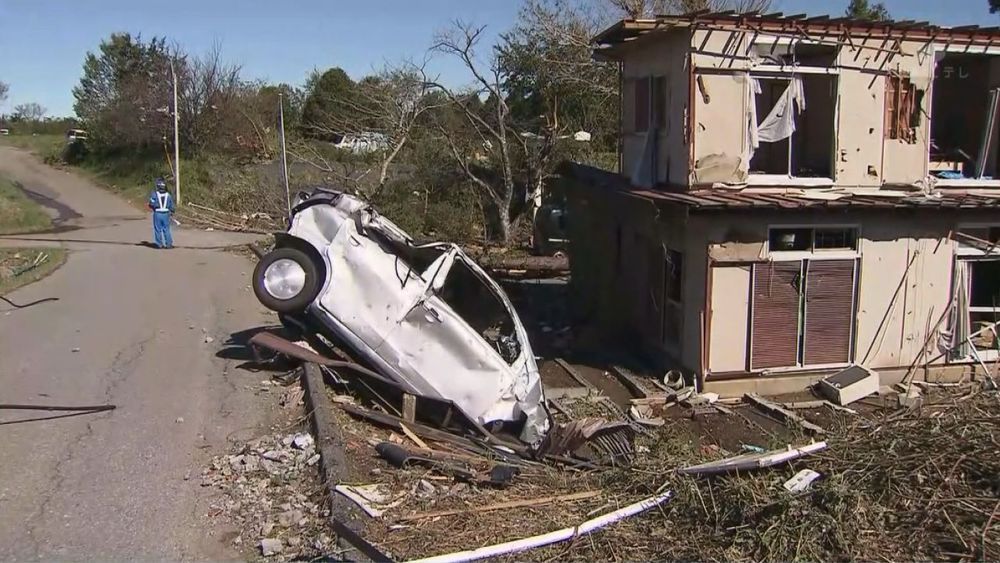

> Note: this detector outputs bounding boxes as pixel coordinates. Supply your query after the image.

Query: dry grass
[331,388,1000,562]
[0,248,67,295]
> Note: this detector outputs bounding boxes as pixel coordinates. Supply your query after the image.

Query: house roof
[594,10,1000,48]
[560,162,1000,213]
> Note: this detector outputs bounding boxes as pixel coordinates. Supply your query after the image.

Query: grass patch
[0,248,67,295]
[0,174,51,234]
[0,134,64,161]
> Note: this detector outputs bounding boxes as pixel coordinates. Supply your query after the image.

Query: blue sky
[0,0,995,117]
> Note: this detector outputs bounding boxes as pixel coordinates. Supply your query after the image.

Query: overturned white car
[252,189,550,443]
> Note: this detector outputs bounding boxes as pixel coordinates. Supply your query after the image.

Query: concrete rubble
[200,431,335,560]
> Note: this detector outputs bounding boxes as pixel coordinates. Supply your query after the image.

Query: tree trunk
[497,202,511,246]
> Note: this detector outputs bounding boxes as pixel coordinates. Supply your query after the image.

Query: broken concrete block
[292,433,314,450]
[783,469,821,493]
[260,538,283,556]
[817,365,879,405]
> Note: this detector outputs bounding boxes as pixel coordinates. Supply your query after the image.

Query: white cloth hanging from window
[746,76,806,162]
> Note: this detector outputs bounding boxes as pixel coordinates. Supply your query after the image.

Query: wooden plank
[399,422,430,451]
[402,393,417,423]
[554,358,595,389]
[547,387,594,400]
[396,490,603,522]
[744,393,826,435]
[609,365,649,399]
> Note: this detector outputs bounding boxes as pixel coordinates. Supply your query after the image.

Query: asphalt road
[0,145,280,559]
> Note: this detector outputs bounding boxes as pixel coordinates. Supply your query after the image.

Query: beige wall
[708,265,750,372]
[621,30,690,186]
[696,212,963,377]
[617,29,965,189]
[691,72,747,181]
[872,40,934,185]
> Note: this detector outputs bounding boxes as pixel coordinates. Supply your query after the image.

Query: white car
[252,188,550,443]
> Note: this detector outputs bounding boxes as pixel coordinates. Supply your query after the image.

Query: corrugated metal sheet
[802,260,857,366]
[751,262,801,370]
[561,162,1000,212]
[594,12,1000,48]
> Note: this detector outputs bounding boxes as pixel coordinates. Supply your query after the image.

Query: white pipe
[406,491,673,563]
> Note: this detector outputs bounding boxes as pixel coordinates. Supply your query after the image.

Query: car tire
[253,247,321,314]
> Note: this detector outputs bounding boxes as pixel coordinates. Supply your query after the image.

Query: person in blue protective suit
[148,178,176,249]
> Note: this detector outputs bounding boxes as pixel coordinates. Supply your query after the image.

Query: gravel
[201,431,337,560]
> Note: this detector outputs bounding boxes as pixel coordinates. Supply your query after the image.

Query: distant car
[65,129,88,143]
[332,132,387,154]
[532,204,568,256]
[0,128,9,136]
[251,188,550,443]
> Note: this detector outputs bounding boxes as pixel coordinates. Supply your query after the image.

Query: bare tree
[174,43,250,156]
[428,22,531,246]
[0,81,8,107]
[293,59,444,196]
[605,0,771,17]
[12,102,46,121]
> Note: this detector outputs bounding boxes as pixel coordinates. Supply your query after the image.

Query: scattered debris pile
[201,430,336,560]
[628,388,1000,561]
[325,377,999,561]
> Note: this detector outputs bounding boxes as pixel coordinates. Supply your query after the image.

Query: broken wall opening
[749,74,836,179]
[930,53,1000,180]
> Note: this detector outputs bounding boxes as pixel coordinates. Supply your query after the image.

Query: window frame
[746,72,839,185]
[634,76,650,133]
[766,225,862,260]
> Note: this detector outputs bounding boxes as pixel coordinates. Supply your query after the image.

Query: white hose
[405,490,673,563]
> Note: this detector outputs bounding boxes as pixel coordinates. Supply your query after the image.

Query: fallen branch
[398,490,603,522]
[744,393,826,435]
[405,490,672,563]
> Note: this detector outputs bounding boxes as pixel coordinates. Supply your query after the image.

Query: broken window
[748,74,836,179]
[769,227,858,253]
[665,249,683,303]
[652,76,667,128]
[751,39,839,68]
[437,259,521,364]
[885,73,922,143]
[930,53,1000,181]
[634,76,650,133]
[953,258,1000,359]
[661,249,683,348]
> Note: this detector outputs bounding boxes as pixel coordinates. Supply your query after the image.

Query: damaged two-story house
[562,11,1000,395]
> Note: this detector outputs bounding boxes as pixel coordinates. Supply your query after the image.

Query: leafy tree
[846,0,891,20]
[72,33,173,149]
[991,0,1000,13]
[500,0,617,148]
[300,67,357,138]
[257,83,304,130]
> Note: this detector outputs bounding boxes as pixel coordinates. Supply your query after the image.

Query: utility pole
[278,92,291,217]
[170,59,181,205]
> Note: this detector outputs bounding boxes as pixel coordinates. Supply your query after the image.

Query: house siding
[700,212,963,377]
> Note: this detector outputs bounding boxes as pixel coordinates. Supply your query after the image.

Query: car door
[376,249,519,423]
[318,217,426,350]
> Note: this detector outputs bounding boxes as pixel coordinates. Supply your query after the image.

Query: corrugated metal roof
[560,162,1000,212]
[594,11,1000,47]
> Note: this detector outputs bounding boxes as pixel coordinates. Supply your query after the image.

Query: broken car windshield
[437,259,521,364]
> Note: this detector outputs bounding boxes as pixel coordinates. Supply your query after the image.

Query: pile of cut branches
[605,390,1000,562]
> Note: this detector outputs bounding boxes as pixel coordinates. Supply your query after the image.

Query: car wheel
[253,247,321,313]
